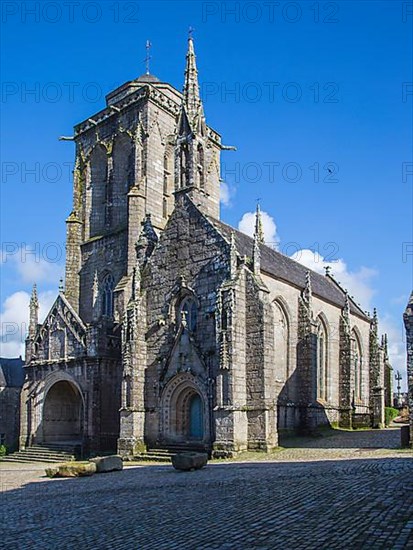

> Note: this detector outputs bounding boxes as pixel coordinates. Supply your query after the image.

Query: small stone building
[403,291,413,447]
[19,38,388,457]
[0,357,24,451]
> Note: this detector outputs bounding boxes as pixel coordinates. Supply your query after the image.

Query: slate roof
[0,357,25,388]
[207,217,369,320]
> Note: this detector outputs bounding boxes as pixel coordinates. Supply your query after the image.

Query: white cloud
[0,290,56,358]
[290,249,377,312]
[238,210,279,248]
[220,180,234,207]
[1,244,64,285]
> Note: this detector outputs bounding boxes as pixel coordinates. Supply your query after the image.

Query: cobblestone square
[1,429,412,549]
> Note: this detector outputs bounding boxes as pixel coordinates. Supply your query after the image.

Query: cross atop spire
[183,34,204,127]
[254,201,265,244]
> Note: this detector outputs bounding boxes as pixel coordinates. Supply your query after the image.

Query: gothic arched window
[102,274,115,318]
[273,300,290,382]
[352,330,363,400]
[179,297,197,332]
[316,317,329,401]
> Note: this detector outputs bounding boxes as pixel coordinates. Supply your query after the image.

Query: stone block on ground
[172,452,208,471]
[45,462,96,478]
[90,455,123,473]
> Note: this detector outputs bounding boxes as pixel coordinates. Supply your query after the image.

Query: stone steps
[133,445,210,462]
[1,444,77,464]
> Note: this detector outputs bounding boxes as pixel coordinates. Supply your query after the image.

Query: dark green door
[189,394,203,439]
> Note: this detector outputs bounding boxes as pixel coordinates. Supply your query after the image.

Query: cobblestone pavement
[1,428,412,549]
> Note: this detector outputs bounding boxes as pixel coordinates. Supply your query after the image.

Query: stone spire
[29,284,39,339]
[183,36,204,127]
[254,203,265,244]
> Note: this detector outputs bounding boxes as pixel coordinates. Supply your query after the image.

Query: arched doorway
[174,387,205,441]
[161,375,208,445]
[43,381,83,443]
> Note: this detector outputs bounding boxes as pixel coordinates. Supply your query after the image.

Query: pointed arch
[272,297,291,382]
[315,313,329,401]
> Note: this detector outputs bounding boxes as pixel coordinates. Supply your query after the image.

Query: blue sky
[1,1,412,388]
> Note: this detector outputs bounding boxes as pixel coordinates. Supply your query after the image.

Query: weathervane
[144,40,152,75]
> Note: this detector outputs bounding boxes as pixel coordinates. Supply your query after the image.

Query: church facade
[20,39,388,457]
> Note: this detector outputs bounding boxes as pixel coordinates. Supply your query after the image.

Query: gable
[33,293,87,362]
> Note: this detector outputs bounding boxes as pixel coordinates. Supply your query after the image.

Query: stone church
[20,38,389,457]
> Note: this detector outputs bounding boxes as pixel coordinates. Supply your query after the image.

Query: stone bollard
[172,452,208,471]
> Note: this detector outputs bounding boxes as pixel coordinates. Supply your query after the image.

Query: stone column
[339,314,353,428]
[371,386,385,428]
[118,273,147,457]
[212,269,248,457]
[65,213,82,312]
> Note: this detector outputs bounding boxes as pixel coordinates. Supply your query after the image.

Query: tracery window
[316,317,328,401]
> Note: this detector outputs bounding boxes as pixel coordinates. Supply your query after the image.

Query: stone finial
[303,270,312,306]
[230,231,237,278]
[342,290,351,326]
[254,202,265,245]
[371,307,378,336]
[131,266,141,301]
[253,230,261,275]
[59,278,64,293]
[324,265,331,276]
[383,333,389,360]
[29,283,39,337]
